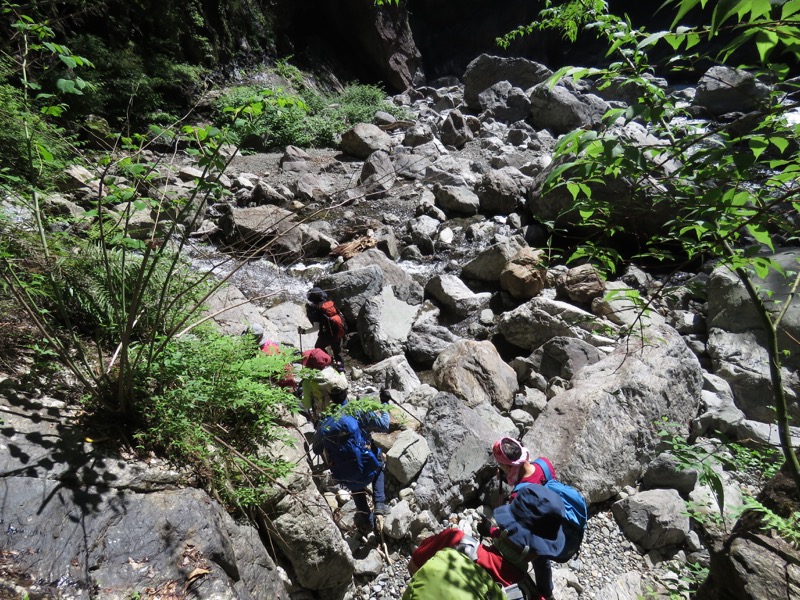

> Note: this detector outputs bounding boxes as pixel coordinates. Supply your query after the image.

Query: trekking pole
[386,398,424,426]
[297,326,304,353]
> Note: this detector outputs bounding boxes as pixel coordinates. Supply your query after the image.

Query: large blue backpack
[318,414,381,491]
[514,458,588,563]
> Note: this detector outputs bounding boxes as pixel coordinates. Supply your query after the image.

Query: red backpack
[319,300,347,340]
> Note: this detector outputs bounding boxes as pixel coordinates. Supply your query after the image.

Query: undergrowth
[214,61,405,149]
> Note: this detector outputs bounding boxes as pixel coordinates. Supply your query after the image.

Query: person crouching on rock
[312,387,390,534]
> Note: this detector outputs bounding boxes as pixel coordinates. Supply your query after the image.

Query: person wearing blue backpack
[478,437,589,600]
[312,388,391,533]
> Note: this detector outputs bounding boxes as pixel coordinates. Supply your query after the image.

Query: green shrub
[214,70,405,149]
[134,331,301,510]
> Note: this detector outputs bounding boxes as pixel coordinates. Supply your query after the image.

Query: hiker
[247,323,297,390]
[403,484,566,600]
[312,387,390,533]
[298,287,347,373]
[299,349,347,421]
[492,436,556,497]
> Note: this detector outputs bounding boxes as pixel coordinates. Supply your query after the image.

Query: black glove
[379,388,391,404]
[476,517,493,538]
[297,326,304,334]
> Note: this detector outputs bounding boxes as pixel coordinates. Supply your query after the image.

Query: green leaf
[746,225,775,252]
[782,0,800,19]
[668,0,703,29]
[755,29,779,62]
[748,136,768,159]
[59,55,77,68]
[769,137,790,154]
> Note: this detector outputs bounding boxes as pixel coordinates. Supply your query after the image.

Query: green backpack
[402,547,505,600]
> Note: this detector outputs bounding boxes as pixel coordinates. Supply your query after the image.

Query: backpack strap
[502,573,537,600]
[453,534,480,562]
[533,457,554,482]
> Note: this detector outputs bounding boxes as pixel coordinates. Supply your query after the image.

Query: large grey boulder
[528,82,609,135]
[385,429,430,484]
[219,205,336,263]
[593,281,667,329]
[271,484,354,592]
[359,149,396,195]
[439,109,473,149]
[406,321,463,367]
[357,286,420,362]
[527,336,605,381]
[362,354,421,391]
[203,284,270,338]
[611,489,690,550]
[461,236,524,283]
[425,273,492,319]
[706,252,800,425]
[693,66,770,116]
[463,54,552,111]
[522,324,703,503]
[432,339,519,411]
[340,123,393,159]
[433,183,480,215]
[315,265,384,326]
[414,393,517,514]
[341,247,423,304]
[498,296,618,351]
[0,393,287,600]
[475,166,532,214]
[478,81,531,123]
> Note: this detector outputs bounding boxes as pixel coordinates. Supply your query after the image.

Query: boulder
[315,265,384,326]
[498,296,618,351]
[340,123,393,159]
[385,429,430,484]
[522,324,703,503]
[357,286,420,362]
[362,354,421,391]
[406,321,463,368]
[527,336,605,381]
[341,247,423,304]
[693,66,770,116]
[475,166,532,214]
[528,82,609,135]
[611,489,690,550]
[432,339,519,411]
[478,81,531,122]
[414,392,517,514]
[706,252,800,425]
[425,274,492,319]
[463,54,552,111]
[433,184,480,215]
[439,109,473,149]
[556,264,606,305]
[499,247,548,301]
[461,236,524,283]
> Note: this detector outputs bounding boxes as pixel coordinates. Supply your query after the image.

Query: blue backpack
[514,458,588,563]
[318,414,382,491]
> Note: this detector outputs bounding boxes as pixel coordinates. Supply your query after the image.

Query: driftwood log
[330,235,377,259]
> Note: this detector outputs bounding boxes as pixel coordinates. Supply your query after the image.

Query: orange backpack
[319,300,347,340]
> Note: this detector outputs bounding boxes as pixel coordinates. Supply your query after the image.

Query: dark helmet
[330,386,348,405]
[307,287,328,304]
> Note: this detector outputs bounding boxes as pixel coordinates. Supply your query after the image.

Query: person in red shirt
[492,436,555,493]
[405,484,566,600]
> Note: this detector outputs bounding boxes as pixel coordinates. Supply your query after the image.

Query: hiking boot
[373,502,388,516]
